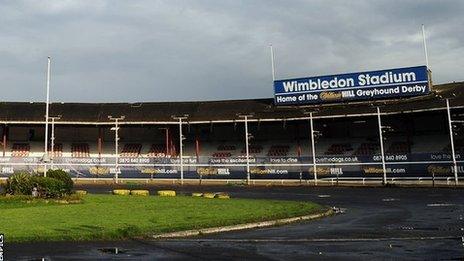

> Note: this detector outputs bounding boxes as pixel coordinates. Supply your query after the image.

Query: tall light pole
[172,115,188,185]
[269,44,276,81]
[238,114,253,185]
[446,99,459,185]
[109,116,125,183]
[49,115,61,169]
[377,107,387,185]
[43,57,51,176]
[421,24,429,68]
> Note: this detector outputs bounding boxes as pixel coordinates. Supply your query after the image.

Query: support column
[237,114,253,185]
[51,118,55,169]
[166,128,169,156]
[309,113,317,185]
[195,135,200,161]
[171,115,188,185]
[244,116,250,185]
[2,125,7,157]
[108,116,125,184]
[195,133,202,185]
[98,127,103,157]
[377,107,387,185]
[178,118,184,185]
[49,116,61,170]
[115,121,119,183]
[446,99,459,185]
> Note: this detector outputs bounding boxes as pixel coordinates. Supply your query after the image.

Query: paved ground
[5,186,464,260]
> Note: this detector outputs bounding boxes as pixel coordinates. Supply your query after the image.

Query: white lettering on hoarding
[358,72,416,86]
[280,70,422,93]
[354,84,427,98]
[283,77,355,92]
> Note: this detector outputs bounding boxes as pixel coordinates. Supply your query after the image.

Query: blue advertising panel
[274,65,430,105]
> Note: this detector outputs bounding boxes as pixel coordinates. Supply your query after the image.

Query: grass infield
[0,194,325,242]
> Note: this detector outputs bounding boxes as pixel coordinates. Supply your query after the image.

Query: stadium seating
[217,145,236,151]
[386,141,410,154]
[48,143,63,158]
[354,143,379,156]
[11,143,30,157]
[212,152,232,158]
[325,143,352,155]
[209,144,236,158]
[2,137,459,159]
[121,143,142,157]
[148,144,167,157]
[71,143,90,158]
[241,145,263,154]
[267,145,290,157]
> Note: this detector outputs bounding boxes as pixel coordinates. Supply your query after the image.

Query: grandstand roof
[0,82,462,124]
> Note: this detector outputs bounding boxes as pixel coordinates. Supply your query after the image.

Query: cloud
[0,0,462,102]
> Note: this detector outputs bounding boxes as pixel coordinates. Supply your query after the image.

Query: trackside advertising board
[274,65,430,105]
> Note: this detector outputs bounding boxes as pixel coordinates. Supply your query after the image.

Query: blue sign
[274,65,430,105]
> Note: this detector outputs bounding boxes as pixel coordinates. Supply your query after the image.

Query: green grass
[0,194,325,242]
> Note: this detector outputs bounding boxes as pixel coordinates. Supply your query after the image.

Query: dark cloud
[0,0,462,102]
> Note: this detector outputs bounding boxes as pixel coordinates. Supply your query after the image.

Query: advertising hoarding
[274,65,430,105]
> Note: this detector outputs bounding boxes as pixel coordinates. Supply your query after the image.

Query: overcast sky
[0,0,463,102]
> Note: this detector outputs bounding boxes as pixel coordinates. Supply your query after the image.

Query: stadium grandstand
[0,82,462,184]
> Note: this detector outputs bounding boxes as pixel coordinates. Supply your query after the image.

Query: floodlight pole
[377,107,387,185]
[44,56,51,177]
[446,99,459,185]
[270,44,276,81]
[109,116,125,183]
[239,114,253,185]
[309,112,318,185]
[422,24,429,68]
[172,115,188,185]
[50,115,61,169]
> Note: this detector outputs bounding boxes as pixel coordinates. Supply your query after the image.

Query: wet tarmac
[4,186,464,260]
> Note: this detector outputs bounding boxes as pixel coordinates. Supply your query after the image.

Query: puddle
[382,198,399,202]
[98,247,127,255]
[399,226,414,230]
[412,227,439,231]
[399,225,441,231]
[389,244,403,248]
[360,252,373,255]
[427,203,455,207]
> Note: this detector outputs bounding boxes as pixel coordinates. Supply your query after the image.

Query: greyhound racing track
[6,186,464,260]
